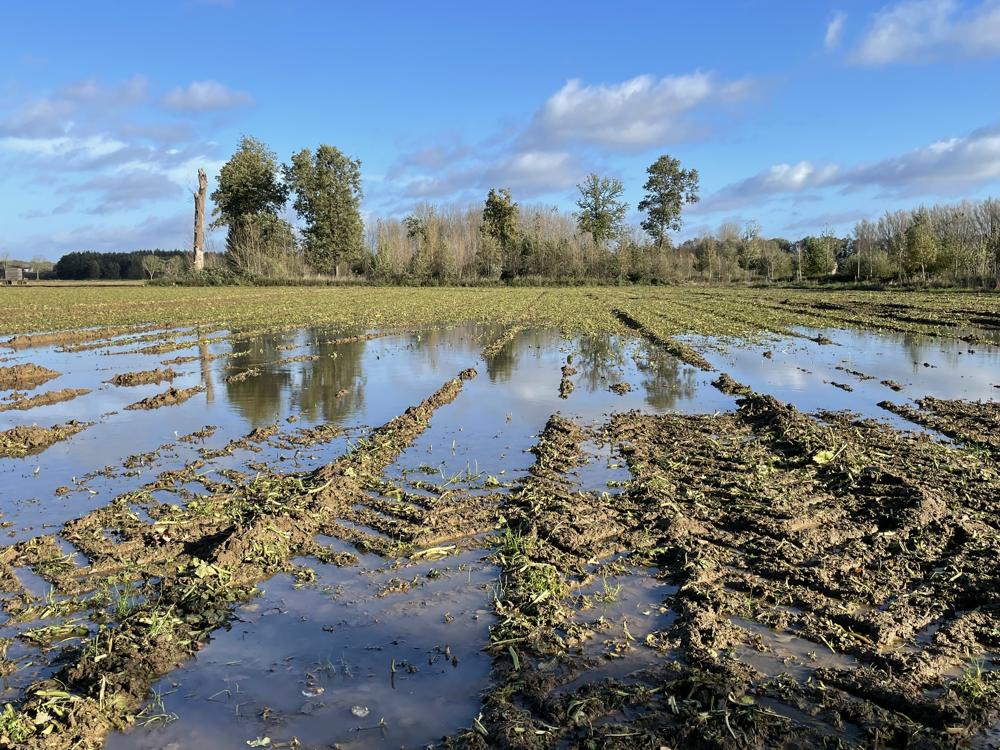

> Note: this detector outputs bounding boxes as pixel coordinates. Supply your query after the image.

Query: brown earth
[0,364,60,391]
[0,388,90,412]
[107,368,177,387]
[0,421,91,459]
[124,385,206,410]
[879,395,1000,459]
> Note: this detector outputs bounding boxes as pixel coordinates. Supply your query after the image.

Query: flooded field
[1,288,999,749]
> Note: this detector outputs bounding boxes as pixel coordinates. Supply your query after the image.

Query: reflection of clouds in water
[696,327,1000,424]
[511,380,559,404]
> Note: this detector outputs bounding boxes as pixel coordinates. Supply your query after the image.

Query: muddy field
[0,288,998,749]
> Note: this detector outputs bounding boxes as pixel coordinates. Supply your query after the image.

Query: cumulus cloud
[401,150,583,201]
[854,0,1000,64]
[385,138,471,180]
[825,11,847,50]
[782,209,868,231]
[698,121,1000,213]
[521,73,751,150]
[162,80,253,111]
[697,162,840,212]
[0,77,150,139]
[844,122,1000,192]
[384,71,751,206]
[0,75,240,246]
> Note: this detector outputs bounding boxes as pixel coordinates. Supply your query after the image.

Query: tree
[754,235,788,282]
[853,219,877,280]
[141,255,163,280]
[739,221,762,278]
[226,214,297,277]
[637,155,699,247]
[285,145,364,276]
[211,136,288,244]
[905,210,938,282]
[479,188,520,279]
[30,255,47,280]
[802,230,838,277]
[193,168,208,271]
[575,173,627,248]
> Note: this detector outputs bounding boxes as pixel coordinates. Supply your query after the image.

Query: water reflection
[223,332,296,424]
[637,349,699,410]
[294,337,367,423]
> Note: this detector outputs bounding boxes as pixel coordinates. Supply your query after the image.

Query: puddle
[730,616,859,682]
[5,322,999,543]
[695,326,1000,429]
[2,320,999,747]
[105,549,497,750]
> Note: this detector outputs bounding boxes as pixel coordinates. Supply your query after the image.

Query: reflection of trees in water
[224,331,297,424]
[895,333,937,373]
[406,322,485,375]
[635,345,698,410]
[485,329,558,383]
[486,338,518,382]
[198,338,214,405]
[223,329,369,425]
[294,338,367,422]
[574,333,627,391]
[406,327,453,373]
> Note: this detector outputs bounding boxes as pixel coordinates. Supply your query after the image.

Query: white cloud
[845,123,1000,192]
[697,162,840,212]
[0,75,239,231]
[75,170,183,211]
[383,71,751,207]
[522,73,751,150]
[854,0,1000,64]
[162,80,253,112]
[0,134,127,160]
[61,75,148,105]
[400,150,582,201]
[698,121,1000,213]
[825,11,847,50]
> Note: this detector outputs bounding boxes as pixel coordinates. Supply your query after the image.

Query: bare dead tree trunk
[193,168,207,271]
[198,337,214,405]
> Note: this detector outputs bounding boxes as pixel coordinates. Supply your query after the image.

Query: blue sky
[3,0,1000,259]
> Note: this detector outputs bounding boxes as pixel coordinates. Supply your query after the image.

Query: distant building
[3,266,24,284]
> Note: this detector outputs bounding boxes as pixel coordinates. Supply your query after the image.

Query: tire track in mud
[611,307,715,371]
[445,385,1000,748]
[879,396,1000,460]
[0,368,485,749]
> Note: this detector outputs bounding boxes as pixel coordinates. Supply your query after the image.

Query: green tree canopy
[211,136,288,231]
[575,173,627,248]
[285,144,364,275]
[479,188,520,279]
[637,155,699,247]
[802,230,839,277]
[904,210,938,281]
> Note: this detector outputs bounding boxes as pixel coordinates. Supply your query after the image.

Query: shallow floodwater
[2,321,999,747]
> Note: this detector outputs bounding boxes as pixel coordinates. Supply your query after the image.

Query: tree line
[206,138,704,284]
[54,250,189,281]
[50,134,1000,287]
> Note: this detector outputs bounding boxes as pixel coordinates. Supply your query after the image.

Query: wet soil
[0,320,997,749]
[107,369,177,387]
[0,421,91,458]
[447,388,1000,749]
[124,386,207,411]
[879,396,1000,459]
[0,364,60,391]
[0,389,90,412]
